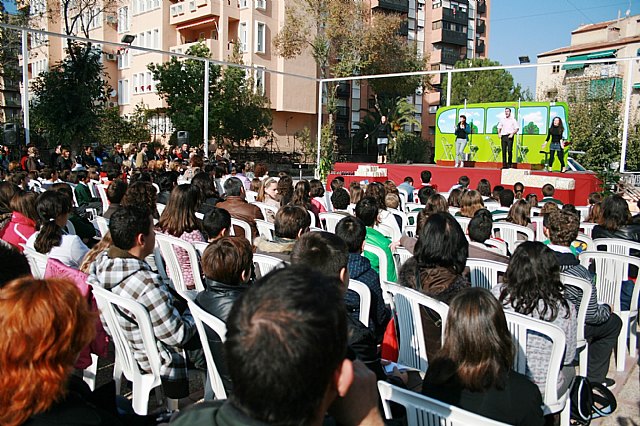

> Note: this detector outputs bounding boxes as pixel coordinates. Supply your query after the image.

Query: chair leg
[628,315,638,358]
[131,377,152,415]
[82,354,99,391]
[113,364,123,396]
[615,320,628,372]
[559,400,571,426]
[579,346,589,378]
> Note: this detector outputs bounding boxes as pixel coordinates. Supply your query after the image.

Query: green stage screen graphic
[435,101,570,170]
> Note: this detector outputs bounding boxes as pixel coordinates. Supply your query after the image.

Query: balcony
[477,0,486,15]
[432,28,467,46]
[476,40,485,54]
[432,7,468,25]
[170,0,226,26]
[431,49,462,66]
[170,38,219,55]
[371,0,409,13]
[336,106,349,121]
[477,19,485,34]
[425,91,441,105]
[336,82,350,99]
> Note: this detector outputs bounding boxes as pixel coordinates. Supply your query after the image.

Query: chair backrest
[405,202,424,213]
[592,237,640,256]
[388,208,408,232]
[559,273,591,348]
[530,207,542,216]
[154,232,205,292]
[250,201,279,221]
[404,224,417,238]
[503,310,566,411]
[95,184,110,213]
[575,206,590,222]
[95,216,109,238]
[579,222,596,238]
[186,300,228,400]
[484,237,508,255]
[156,203,166,216]
[448,206,460,215]
[230,218,253,244]
[579,250,640,312]
[253,253,286,277]
[319,212,347,233]
[307,210,317,228]
[377,381,509,425]
[245,190,258,203]
[395,247,413,269]
[348,279,371,326]
[193,241,209,256]
[374,222,394,239]
[492,212,509,221]
[22,245,48,278]
[454,216,471,234]
[255,219,275,241]
[575,233,594,252]
[364,242,390,283]
[484,200,500,210]
[151,183,160,195]
[466,258,508,290]
[492,222,534,251]
[530,216,545,241]
[384,282,449,372]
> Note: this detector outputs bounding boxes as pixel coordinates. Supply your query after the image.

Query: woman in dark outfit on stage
[543,117,566,172]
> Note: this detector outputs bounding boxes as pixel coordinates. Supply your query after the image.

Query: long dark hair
[414,212,468,274]
[0,181,19,214]
[277,175,294,206]
[426,287,513,391]
[34,191,71,254]
[500,241,570,321]
[290,180,312,210]
[550,117,564,135]
[600,194,630,231]
[158,184,202,236]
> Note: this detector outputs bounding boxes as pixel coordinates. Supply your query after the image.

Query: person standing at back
[454,114,471,168]
[375,116,391,164]
[497,107,519,169]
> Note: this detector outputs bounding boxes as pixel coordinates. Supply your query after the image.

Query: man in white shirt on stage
[497,107,519,169]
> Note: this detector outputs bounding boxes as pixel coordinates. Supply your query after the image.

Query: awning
[176,17,217,31]
[561,49,617,70]
[633,83,640,89]
[586,49,617,59]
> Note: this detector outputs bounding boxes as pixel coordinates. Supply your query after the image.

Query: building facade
[0,3,22,125]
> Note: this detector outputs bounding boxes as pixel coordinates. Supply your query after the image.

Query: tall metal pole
[315,80,323,178]
[446,71,452,106]
[203,60,210,158]
[620,59,634,173]
[21,29,30,146]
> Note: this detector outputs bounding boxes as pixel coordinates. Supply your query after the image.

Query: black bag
[570,376,617,425]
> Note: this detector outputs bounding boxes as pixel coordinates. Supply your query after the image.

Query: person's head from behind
[0,181,19,212]
[34,191,72,255]
[330,176,345,192]
[355,196,379,227]
[542,183,555,197]
[106,179,127,204]
[414,212,468,275]
[335,216,366,254]
[458,175,470,188]
[476,179,491,197]
[404,176,414,186]
[0,277,95,426]
[547,210,579,247]
[448,188,463,207]
[225,266,349,425]
[385,193,399,210]
[588,192,602,205]
[513,182,525,198]
[158,184,201,236]
[601,194,630,231]
[202,236,252,286]
[274,205,310,239]
[420,170,432,184]
[224,176,245,198]
[331,188,350,210]
[10,190,39,223]
[468,208,493,243]
[291,180,311,205]
[109,206,155,259]
[191,172,218,200]
[499,189,514,208]
[309,179,325,198]
[158,171,178,193]
[526,193,539,208]
[541,201,560,230]
[561,203,579,219]
[587,201,603,224]
[290,231,349,288]
[349,183,363,205]
[492,185,504,201]
[203,207,231,241]
[429,287,513,391]
[424,194,448,216]
[0,245,31,288]
[121,181,158,218]
[417,185,436,205]
[459,189,484,218]
[506,199,530,226]
[364,181,386,210]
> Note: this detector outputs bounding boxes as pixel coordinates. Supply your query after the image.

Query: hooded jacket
[0,211,36,251]
[253,236,296,263]
[88,246,196,381]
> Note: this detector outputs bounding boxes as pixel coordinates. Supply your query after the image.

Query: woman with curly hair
[121,181,159,219]
[491,242,577,398]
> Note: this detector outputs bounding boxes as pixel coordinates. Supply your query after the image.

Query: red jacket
[0,211,37,251]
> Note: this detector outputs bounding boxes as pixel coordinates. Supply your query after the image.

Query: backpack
[570,376,617,425]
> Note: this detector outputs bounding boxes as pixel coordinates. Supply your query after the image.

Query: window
[118,79,130,105]
[153,29,160,49]
[255,22,265,53]
[255,0,266,9]
[117,49,130,69]
[254,67,265,95]
[552,63,560,73]
[190,0,196,11]
[31,30,48,48]
[239,22,248,52]
[31,0,46,14]
[432,21,442,30]
[118,7,129,33]
[134,0,160,14]
[240,0,248,8]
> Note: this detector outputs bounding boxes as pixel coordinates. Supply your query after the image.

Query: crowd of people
[0,141,637,426]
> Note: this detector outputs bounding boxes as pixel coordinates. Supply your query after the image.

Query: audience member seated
[476,178,492,201]
[449,175,470,192]
[50,183,99,246]
[196,236,253,393]
[171,266,384,426]
[27,191,89,269]
[541,184,563,205]
[0,181,19,232]
[398,176,415,202]
[103,179,127,220]
[191,172,219,216]
[276,174,294,206]
[420,170,433,187]
[527,193,539,208]
[492,188,514,217]
[331,187,351,213]
[73,170,102,213]
[0,190,38,251]
[398,212,470,360]
[335,216,391,343]
[416,185,437,206]
[506,199,535,233]
[157,172,178,205]
[0,243,31,287]
[365,181,401,241]
[547,210,621,389]
[355,197,397,282]
[467,209,509,264]
[203,207,232,242]
[422,287,544,426]
[255,177,280,221]
[121,180,160,220]
[491,185,504,202]
[447,188,463,208]
[514,181,525,199]
[216,177,264,241]
[310,179,327,214]
[89,206,198,404]
[457,190,484,218]
[254,205,310,262]
[491,242,577,398]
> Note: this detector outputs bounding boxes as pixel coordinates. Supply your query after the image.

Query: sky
[489,0,640,92]
[3,0,16,14]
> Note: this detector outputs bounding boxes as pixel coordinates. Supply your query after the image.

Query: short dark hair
[158,172,178,192]
[476,179,491,197]
[458,175,470,188]
[330,178,344,192]
[109,206,152,250]
[274,205,310,239]
[542,184,555,197]
[499,189,514,207]
[224,177,244,197]
[225,266,347,424]
[330,188,350,210]
[404,176,414,184]
[468,208,493,243]
[0,244,31,288]
[417,186,436,204]
[420,170,432,184]
[290,231,348,280]
[414,212,468,275]
[203,207,231,239]
[106,179,127,204]
[201,237,253,285]
[355,196,379,227]
[335,216,366,253]
[547,210,579,246]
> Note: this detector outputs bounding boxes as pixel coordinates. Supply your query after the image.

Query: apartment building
[0,4,22,124]
[18,0,317,150]
[537,14,640,115]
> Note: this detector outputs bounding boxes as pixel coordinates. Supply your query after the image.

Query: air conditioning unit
[105,53,117,61]
[415,86,424,96]
[106,15,117,25]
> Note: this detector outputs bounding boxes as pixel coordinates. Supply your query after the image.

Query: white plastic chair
[156,203,166,216]
[466,258,508,290]
[307,210,317,228]
[579,250,640,371]
[448,206,460,215]
[384,282,449,372]
[454,216,471,234]
[530,207,542,216]
[484,237,508,255]
[395,247,413,269]
[155,232,205,293]
[404,224,417,238]
[374,222,395,239]
[492,212,509,221]
[492,222,534,252]
[377,381,510,425]
[193,241,209,256]
[253,253,286,277]
[348,279,371,327]
[22,245,47,278]
[250,201,279,222]
[95,216,109,238]
[388,208,408,232]
[95,183,110,214]
[319,212,347,233]
[245,190,257,203]
[91,284,163,415]
[405,202,424,213]
[364,242,391,283]
[504,310,570,424]
[592,237,640,257]
[229,218,253,244]
[560,273,592,377]
[579,222,596,238]
[255,218,274,241]
[575,206,590,222]
[186,300,228,401]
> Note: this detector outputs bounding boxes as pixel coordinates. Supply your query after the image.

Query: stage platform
[328,163,601,205]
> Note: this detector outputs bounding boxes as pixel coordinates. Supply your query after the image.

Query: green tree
[523,122,540,135]
[149,43,271,147]
[441,58,531,105]
[97,105,150,148]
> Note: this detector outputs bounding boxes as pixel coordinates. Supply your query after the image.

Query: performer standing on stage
[376,115,392,164]
[542,117,566,172]
[454,114,471,168]
[497,107,519,169]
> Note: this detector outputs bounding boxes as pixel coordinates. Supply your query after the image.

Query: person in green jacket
[355,196,397,283]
